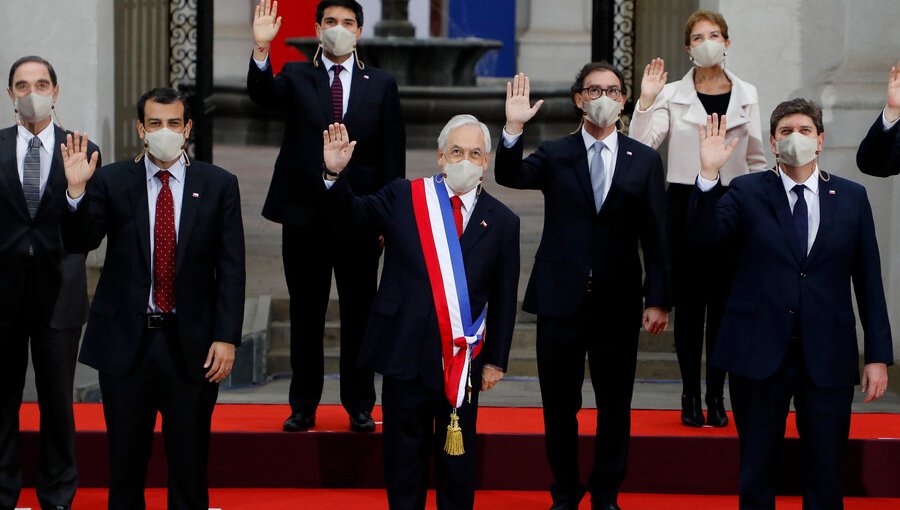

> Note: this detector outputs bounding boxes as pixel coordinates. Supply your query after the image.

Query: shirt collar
[779,164,820,196]
[581,126,619,155]
[145,155,187,184]
[445,180,478,212]
[18,122,55,153]
[322,53,355,76]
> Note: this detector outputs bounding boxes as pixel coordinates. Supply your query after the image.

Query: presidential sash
[411,175,486,455]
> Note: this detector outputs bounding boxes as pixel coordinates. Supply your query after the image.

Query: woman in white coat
[630,10,767,428]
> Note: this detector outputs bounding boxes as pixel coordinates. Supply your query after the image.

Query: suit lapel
[764,170,805,264]
[176,164,205,276]
[599,134,634,215]
[806,176,835,264]
[314,59,335,122]
[568,135,595,210]
[0,126,30,218]
[460,190,495,256]
[128,159,152,276]
[342,66,368,126]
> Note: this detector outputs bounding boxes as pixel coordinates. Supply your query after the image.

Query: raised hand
[252,0,282,57]
[323,123,357,175]
[505,73,544,135]
[699,113,738,181]
[886,60,900,122]
[639,58,667,111]
[61,132,99,198]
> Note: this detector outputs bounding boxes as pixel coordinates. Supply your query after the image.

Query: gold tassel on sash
[443,410,465,456]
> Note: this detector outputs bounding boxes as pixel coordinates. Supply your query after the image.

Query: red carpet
[13,488,900,510]
[15,404,900,496]
[18,403,900,438]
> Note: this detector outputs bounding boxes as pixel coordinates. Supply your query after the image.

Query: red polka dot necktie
[331,64,344,122]
[154,170,176,313]
[450,196,463,238]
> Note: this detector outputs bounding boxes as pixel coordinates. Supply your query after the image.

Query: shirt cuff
[253,56,269,71]
[483,363,505,373]
[696,173,719,192]
[501,128,522,148]
[882,109,900,130]
[323,178,336,189]
[66,190,84,210]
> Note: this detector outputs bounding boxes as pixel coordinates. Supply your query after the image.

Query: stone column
[376,0,416,37]
[516,0,592,82]
[0,0,116,157]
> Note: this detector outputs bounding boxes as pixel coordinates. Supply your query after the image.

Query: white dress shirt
[253,52,354,117]
[697,165,821,254]
[502,126,618,204]
[16,123,55,197]
[68,155,188,311]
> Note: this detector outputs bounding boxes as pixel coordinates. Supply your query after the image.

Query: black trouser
[99,326,218,510]
[729,341,853,510]
[382,376,480,510]
[282,223,379,417]
[668,183,732,400]
[536,294,640,507]
[0,263,80,510]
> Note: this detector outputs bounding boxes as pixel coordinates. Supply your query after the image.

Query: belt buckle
[147,313,164,329]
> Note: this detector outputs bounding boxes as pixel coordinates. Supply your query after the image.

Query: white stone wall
[0,0,116,156]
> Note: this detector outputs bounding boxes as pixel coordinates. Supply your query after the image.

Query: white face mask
[442,159,484,195]
[776,132,819,167]
[690,39,726,68]
[321,25,358,57]
[584,96,621,129]
[16,92,54,123]
[143,127,185,162]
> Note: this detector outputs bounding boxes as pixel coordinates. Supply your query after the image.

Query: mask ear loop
[312,45,322,67]
[51,103,64,130]
[134,141,148,163]
[182,144,191,167]
[354,47,365,70]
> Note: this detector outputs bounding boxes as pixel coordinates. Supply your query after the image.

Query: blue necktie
[792,184,808,261]
[23,136,42,217]
[590,140,607,212]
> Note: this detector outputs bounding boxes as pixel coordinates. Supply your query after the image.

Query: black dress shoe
[349,410,376,433]
[680,394,704,427]
[283,412,316,432]
[706,396,729,427]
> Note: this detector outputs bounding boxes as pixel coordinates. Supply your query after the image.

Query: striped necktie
[589,140,607,212]
[331,64,344,122]
[23,136,42,217]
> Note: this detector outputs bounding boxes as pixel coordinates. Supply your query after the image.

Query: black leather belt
[145,313,176,329]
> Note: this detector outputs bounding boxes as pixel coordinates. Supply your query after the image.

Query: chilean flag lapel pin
[828,189,836,195]
[363,74,370,80]
[626,150,633,156]
[480,220,488,228]
[192,192,200,198]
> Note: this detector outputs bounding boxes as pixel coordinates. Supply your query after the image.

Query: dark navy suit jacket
[690,169,894,387]
[330,177,519,391]
[63,159,246,381]
[0,125,99,329]
[248,57,405,226]
[495,132,669,323]
[857,114,900,177]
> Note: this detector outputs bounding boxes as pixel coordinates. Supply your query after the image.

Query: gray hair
[437,114,492,153]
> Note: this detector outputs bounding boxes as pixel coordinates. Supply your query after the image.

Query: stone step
[266,346,689,380]
[268,319,675,352]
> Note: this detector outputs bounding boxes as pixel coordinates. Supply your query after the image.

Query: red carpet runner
[14,488,900,509]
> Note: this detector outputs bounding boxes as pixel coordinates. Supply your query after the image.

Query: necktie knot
[156,170,171,187]
[332,64,343,76]
[450,195,464,238]
[29,136,42,150]
[593,140,606,154]
[450,195,463,211]
[792,184,805,197]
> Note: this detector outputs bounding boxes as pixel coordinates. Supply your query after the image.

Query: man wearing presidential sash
[322,116,520,510]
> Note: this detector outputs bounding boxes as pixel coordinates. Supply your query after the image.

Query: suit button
[800,272,807,278]
[788,309,796,315]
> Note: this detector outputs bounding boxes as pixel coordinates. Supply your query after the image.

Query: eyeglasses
[579,86,623,101]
